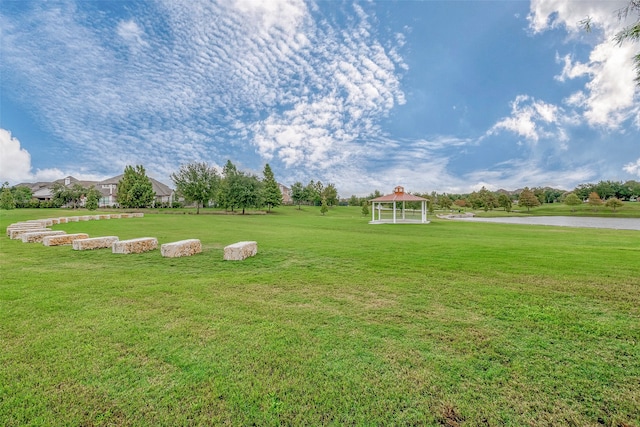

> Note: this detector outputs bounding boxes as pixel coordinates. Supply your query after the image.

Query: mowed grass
[0,207,638,426]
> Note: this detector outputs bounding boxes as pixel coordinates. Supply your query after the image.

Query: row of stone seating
[6,214,257,260]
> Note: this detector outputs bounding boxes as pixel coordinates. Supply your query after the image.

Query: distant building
[278,183,292,204]
[16,175,174,207]
[98,174,174,207]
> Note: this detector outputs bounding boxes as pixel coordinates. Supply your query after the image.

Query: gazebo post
[402,201,406,220]
[393,201,396,223]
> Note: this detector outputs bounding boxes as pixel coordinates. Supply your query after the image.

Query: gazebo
[369,186,429,224]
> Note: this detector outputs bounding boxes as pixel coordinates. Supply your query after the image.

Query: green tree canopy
[605,197,624,212]
[171,162,220,214]
[0,183,16,210]
[320,197,329,215]
[85,186,101,211]
[564,193,582,212]
[321,183,339,206]
[291,182,305,209]
[497,194,512,212]
[11,186,32,208]
[261,163,282,212]
[117,165,155,208]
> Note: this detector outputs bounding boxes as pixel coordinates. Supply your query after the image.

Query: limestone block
[120,213,132,218]
[48,218,61,225]
[10,228,50,240]
[79,216,91,221]
[27,219,53,226]
[43,233,89,246]
[92,215,101,220]
[132,212,144,218]
[67,216,80,222]
[112,237,158,254]
[7,224,47,236]
[73,236,119,251]
[57,217,69,224]
[223,241,258,261]
[22,230,67,243]
[98,215,111,220]
[161,239,202,258]
[109,214,121,219]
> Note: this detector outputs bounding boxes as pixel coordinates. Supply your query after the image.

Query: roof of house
[99,174,173,196]
[370,186,427,202]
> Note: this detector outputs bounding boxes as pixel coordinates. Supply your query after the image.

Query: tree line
[344,179,640,213]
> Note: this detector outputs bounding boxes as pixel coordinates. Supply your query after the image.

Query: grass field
[1,207,639,426]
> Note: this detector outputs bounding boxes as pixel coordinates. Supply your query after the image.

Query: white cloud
[0,128,32,183]
[529,0,639,129]
[489,95,565,143]
[0,0,407,188]
[0,129,66,184]
[117,20,148,51]
[624,158,640,177]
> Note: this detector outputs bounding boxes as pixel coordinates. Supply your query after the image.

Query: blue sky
[1,0,639,196]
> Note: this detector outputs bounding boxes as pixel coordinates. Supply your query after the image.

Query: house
[97,174,174,207]
[16,175,174,207]
[278,183,292,204]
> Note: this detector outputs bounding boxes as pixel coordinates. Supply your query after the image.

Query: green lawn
[1,207,638,426]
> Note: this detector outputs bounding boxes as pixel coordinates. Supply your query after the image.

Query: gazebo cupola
[369,186,430,224]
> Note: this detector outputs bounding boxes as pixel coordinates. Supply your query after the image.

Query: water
[452,216,640,231]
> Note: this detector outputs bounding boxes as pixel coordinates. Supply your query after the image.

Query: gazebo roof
[369,186,427,202]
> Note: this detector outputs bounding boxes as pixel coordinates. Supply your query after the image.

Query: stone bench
[223,241,258,261]
[67,216,80,222]
[7,224,49,236]
[73,236,119,251]
[43,233,90,246]
[109,214,121,219]
[112,237,158,254]
[22,230,67,243]
[10,228,50,240]
[98,215,111,220]
[161,239,202,258]
[26,219,53,227]
[57,217,69,224]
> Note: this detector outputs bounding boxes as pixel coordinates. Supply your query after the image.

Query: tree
[235,173,262,215]
[305,180,323,206]
[0,183,15,210]
[322,183,339,206]
[117,165,155,208]
[261,163,282,213]
[583,1,640,84]
[588,191,603,210]
[454,199,467,209]
[11,186,32,208]
[361,201,369,216]
[171,162,220,214]
[614,1,640,84]
[564,193,582,212]
[518,187,541,212]
[320,197,329,215]
[291,182,305,210]
[605,197,624,212]
[438,195,453,210]
[219,160,240,212]
[85,186,101,211]
[51,182,73,208]
[497,194,512,212]
[348,195,360,206]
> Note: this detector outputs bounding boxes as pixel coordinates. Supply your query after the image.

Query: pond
[451,216,640,231]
